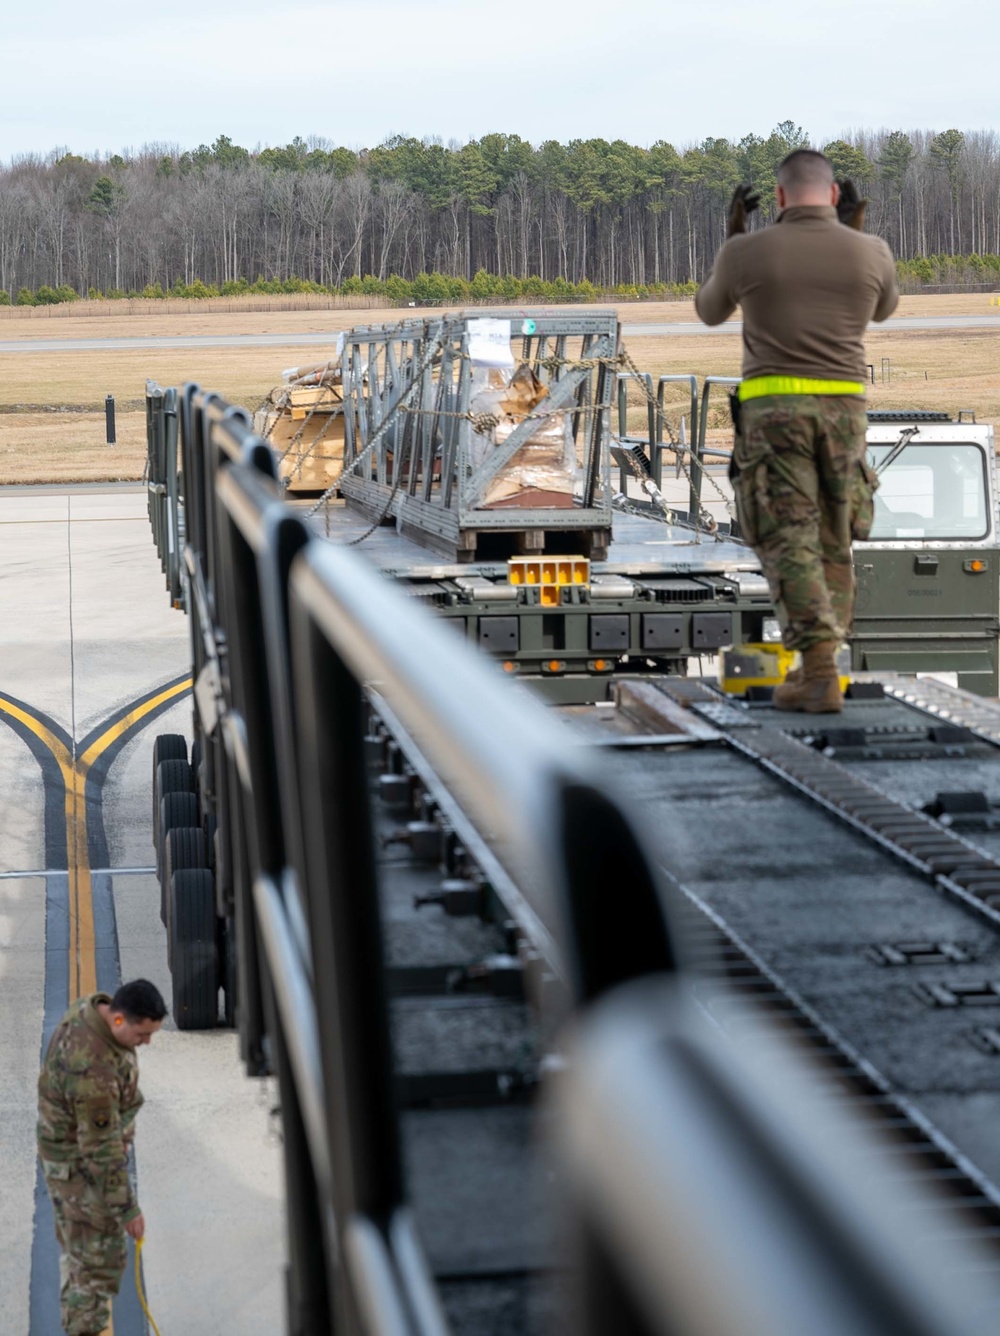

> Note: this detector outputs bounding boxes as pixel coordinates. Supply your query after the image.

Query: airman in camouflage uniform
[734,393,877,650]
[696,149,898,712]
[37,980,166,1336]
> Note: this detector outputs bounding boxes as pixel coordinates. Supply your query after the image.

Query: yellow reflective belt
[738,375,866,401]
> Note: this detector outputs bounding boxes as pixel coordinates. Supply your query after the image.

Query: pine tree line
[2,123,999,299]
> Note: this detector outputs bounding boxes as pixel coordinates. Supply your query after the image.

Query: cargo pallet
[336,309,618,561]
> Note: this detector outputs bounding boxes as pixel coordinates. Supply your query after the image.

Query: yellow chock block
[721,642,851,695]
[720,642,797,694]
[508,556,589,588]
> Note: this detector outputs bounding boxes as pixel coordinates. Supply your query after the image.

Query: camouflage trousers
[732,395,877,652]
[44,1167,125,1336]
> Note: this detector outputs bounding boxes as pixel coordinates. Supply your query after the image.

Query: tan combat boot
[773,643,843,713]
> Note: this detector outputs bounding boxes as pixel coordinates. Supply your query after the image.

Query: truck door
[851,424,1000,696]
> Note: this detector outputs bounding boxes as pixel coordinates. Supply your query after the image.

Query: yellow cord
[135,1237,163,1336]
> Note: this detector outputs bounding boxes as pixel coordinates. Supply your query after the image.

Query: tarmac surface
[0,486,285,1336]
[0,312,997,353]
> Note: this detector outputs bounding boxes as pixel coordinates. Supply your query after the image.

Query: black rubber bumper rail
[659,680,1000,929]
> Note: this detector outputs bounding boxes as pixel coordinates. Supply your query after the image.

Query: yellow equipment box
[507,556,589,607]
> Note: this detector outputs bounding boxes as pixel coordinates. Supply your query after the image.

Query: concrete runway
[0,312,998,354]
[0,487,285,1335]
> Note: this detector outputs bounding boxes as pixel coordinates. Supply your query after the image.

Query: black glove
[835,178,868,231]
[726,184,761,238]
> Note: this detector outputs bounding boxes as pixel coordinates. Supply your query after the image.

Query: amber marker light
[502,660,517,673]
[544,659,565,673]
[592,659,610,671]
[965,558,988,573]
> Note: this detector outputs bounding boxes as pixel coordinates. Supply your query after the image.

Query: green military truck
[673,389,1000,696]
[853,411,999,695]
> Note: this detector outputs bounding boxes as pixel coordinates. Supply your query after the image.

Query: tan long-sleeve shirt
[694,205,898,383]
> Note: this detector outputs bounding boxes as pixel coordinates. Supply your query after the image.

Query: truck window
[864,442,990,541]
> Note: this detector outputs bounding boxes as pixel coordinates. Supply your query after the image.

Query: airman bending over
[37,978,166,1336]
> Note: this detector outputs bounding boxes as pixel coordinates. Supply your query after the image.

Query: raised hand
[836,179,869,231]
[727,184,761,237]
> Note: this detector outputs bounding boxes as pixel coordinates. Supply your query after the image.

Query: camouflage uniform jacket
[37,993,143,1224]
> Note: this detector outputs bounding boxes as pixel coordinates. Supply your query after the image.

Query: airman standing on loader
[695,148,898,712]
[37,979,166,1336]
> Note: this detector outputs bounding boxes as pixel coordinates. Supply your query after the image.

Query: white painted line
[92,867,157,876]
[0,866,155,879]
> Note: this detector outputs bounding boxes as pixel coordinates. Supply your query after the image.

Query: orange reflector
[966,559,987,573]
[546,660,564,673]
[502,660,517,673]
[593,659,609,671]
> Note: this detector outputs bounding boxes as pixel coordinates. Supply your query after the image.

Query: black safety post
[105,394,116,445]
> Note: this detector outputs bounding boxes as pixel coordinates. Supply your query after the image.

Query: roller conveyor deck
[561,678,1000,1197]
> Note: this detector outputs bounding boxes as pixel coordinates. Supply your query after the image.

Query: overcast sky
[3,0,997,162]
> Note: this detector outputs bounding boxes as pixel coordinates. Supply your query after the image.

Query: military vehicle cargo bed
[294,501,769,700]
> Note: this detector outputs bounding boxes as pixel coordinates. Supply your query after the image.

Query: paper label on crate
[467,318,514,369]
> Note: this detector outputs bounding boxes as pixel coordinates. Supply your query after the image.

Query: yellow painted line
[68,767,91,998]
[0,678,192,1000]
[0,697,74,773]
[78,679,192,769]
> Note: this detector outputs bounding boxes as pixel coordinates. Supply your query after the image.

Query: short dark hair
[777,149,834,191]
[112,979,168,1023]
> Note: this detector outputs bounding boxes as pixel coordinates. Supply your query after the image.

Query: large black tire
[170,868,218,1030]
[221,916,237,1029]
[157,793,200,917]
[154,759,192,846]
[152,736,187,839]
[153,733,187,768]
[163,826,206,947]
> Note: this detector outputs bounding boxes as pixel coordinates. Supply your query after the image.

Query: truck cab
[852,411,1000,695]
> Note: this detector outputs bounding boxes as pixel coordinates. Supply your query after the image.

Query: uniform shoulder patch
[83,1094,115,1133]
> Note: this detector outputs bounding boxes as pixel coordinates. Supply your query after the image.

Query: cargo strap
[738,376,866,401]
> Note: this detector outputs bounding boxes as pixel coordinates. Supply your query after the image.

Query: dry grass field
[0,346,315,483]
[0,293,997,484]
